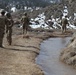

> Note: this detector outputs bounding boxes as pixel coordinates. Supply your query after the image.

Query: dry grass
[0,30,72,75]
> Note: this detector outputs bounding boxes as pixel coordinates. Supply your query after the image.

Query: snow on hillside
[30,13,49,29]
[13,5,76,30]
[30,6,76,29]
[30,11,76,30]
[11,7,17,12]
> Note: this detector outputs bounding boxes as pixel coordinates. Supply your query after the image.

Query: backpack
[62,18,68,24]
[22,16,29,24]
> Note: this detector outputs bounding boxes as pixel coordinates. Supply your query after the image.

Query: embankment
[60,32,76,69]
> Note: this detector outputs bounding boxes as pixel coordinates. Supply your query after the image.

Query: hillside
[0,0,58,10]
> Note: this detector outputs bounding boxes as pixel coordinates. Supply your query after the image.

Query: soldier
[21,12,29,36]
[61,16,69,33]
[6,12,13,45]
[0,10,7,47]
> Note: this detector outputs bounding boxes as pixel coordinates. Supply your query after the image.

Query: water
[36,37,76,75]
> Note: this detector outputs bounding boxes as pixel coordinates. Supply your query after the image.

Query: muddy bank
[60,32,76,69]
[0,30,72,75]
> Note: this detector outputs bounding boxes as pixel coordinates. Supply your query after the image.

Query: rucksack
[22,16,29,24]
[62,18,68,24]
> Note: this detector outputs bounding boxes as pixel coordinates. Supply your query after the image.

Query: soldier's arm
[27,17,30,24]
[61,20,62,25]
[8,18,14,28]
[5,17,8,33]
[11,19,14,27]
[21,17,23,23]
[67,20,69,26]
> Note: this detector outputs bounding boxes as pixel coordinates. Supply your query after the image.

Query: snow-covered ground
[30,13,50,29]
[29,6,76,30]
[11,7,17,12]
[29,12,76,30]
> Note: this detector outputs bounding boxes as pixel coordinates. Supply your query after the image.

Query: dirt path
[0,30,72,75]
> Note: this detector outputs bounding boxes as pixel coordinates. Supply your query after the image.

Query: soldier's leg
[62,25,64,33]
[7,30,10,45]
[0,38,3,47]
[25,26,28,34]
[7,31,9,43]
[0,33,4,47]
[8,29,12,45]
[8,35,12,45]
[65,26,67,32]
[23,24,25,35]
[64,25,66,32]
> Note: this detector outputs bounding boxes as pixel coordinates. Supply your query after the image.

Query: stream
[36,37,76,75]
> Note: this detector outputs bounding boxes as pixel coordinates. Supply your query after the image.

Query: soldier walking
[6,12,13,45]
[0,10,7,47]
[21,12,29,37]
[61,16,69,33]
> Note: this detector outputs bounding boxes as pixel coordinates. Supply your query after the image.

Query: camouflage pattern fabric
[6,18,13,45]
[21,15,29,34]
[61,18,68,33]
[0,15,7,47]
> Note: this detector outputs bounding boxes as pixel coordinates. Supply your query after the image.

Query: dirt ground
[0,29,73,75]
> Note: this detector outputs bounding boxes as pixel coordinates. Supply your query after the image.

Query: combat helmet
[6,12,11,18]
[24,12,27,16]
[0,9,6,15]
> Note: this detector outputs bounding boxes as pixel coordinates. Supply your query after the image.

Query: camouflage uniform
[61,17,68,33]
[6,13,13,45]
[21,13,29,35]
[0,10,7,47]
